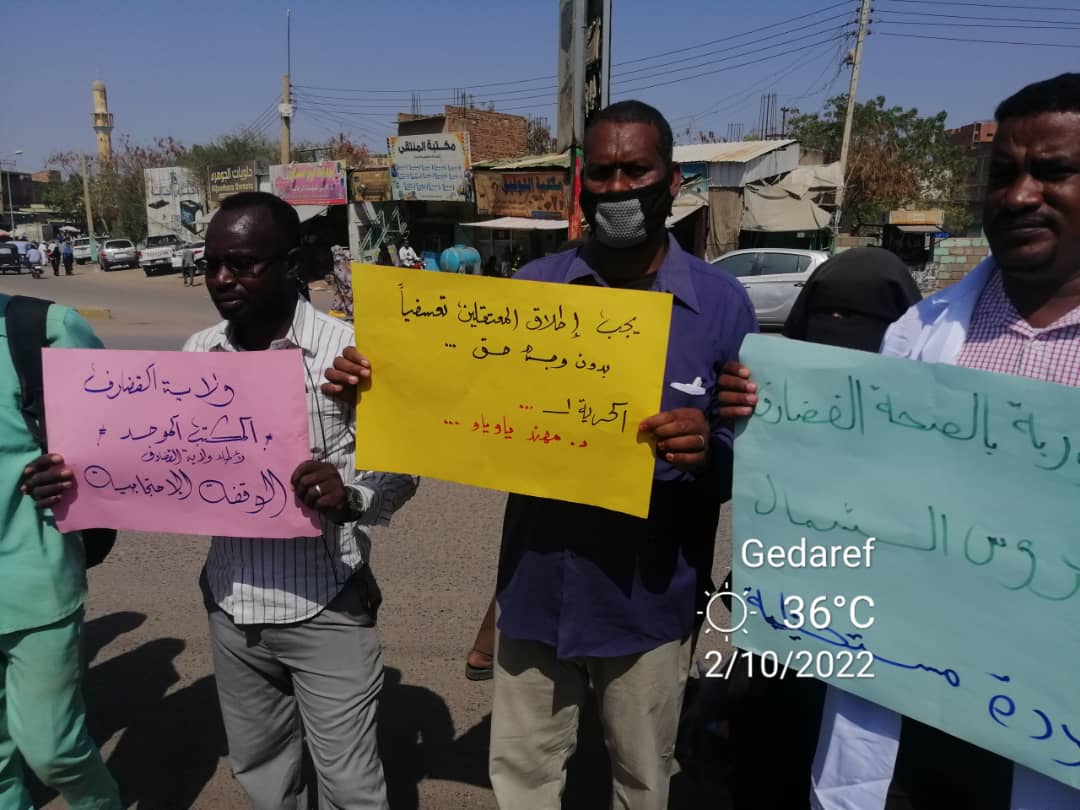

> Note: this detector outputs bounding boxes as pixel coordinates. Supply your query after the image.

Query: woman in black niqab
[782,246,922,352]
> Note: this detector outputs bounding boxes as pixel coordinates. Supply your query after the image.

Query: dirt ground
[4,266,733,809]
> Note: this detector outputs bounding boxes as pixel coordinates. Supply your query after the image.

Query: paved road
[13,266,733,809]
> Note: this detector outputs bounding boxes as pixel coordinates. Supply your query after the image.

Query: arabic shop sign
[270,161,348,206]
[388,132,472,203]
[208,161,259,205]
[474,170,567,220]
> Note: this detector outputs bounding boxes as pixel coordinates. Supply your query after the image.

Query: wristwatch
[344,485,369,522]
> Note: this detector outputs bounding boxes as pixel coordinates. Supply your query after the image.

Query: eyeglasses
[198,250,290,279]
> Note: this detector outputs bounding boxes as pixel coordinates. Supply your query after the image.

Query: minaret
[91,80,114,164]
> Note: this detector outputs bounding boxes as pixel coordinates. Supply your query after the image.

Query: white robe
[809,257,1080,810]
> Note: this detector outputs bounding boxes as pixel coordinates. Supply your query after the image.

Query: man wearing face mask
[485,100,757,810]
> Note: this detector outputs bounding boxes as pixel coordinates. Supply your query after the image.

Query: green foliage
[175,131,279,193]
[788,95,973,233]
[41,175,86,224]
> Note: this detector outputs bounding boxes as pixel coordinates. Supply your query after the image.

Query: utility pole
[780,106,794,138]
[281,74,292,165]
[279,9,293,165]
[80,153,98,264]
[557,0,611,242]
[836,0,872,224]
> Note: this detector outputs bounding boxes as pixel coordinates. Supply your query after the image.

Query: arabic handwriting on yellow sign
[351,263,673,517]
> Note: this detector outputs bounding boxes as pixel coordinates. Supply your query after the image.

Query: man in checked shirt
[718,72,1080,809]
[31,191,418,809]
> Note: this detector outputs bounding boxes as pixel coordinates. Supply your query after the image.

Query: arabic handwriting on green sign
[731,333,1080,789]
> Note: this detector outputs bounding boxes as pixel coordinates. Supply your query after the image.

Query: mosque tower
[91,80,114,163]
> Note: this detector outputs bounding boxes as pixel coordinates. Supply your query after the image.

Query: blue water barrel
[439,245,482,274]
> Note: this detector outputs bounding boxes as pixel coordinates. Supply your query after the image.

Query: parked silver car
[709,248,830,328]
[99,239,139,271]
[98,237,139,273]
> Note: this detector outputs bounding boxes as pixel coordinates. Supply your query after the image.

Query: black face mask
[580,177,674,248]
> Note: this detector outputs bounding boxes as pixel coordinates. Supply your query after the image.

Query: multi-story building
[947,120,996,230]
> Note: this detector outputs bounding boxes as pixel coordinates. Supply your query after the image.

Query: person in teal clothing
[1,294,121,809]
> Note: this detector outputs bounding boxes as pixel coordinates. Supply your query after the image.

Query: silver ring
[313,483,323,497]
[698,435,707,452]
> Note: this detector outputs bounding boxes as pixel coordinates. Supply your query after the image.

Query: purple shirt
[495,237,758,659]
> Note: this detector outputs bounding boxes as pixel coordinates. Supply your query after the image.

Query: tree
[41,174,86,225]
[526,117,556,154]
[788,95,973,233]
[175,131,278,195]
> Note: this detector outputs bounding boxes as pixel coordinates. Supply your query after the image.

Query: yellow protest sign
[352,263,673,517]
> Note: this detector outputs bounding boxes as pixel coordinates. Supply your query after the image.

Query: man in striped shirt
[186,192,417,810]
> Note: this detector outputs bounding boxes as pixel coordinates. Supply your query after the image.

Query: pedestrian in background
[62,241,74,276]
[48,242,61,276]
[180,243,196,287]
[26,244,43,279]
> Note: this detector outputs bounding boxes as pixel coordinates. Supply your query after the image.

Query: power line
[670,45,837,126]
[874,6,1080,23]
[240,97,281,137]
[881,0,1080,10]
[875,18,1080,29]
[289,1,854,98]
[874,31,1080,47]
[301,107,382,148]
[615,0,854,66]
[617,33,848,94]
[294,105,391,141]
[614,14,853,80]
[614,26,852,88]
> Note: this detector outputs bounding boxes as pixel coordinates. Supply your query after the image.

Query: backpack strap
[5,295,53,449]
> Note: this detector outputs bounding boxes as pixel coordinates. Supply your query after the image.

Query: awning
[666,199,706,227]
[894,224,940,234]
[294,205,329,223]
[461,216,568,231]
[742,184,830,232]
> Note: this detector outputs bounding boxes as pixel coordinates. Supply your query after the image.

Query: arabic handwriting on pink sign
[42,348,321,539]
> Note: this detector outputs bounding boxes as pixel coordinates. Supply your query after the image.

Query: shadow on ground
[30,611,227,810]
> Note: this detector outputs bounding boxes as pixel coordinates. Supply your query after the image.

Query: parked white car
[71,237,94,264]
[709,248,830,329]
[139,234,183,276]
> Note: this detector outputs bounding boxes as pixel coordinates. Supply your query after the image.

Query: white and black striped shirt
[183,297,418,625]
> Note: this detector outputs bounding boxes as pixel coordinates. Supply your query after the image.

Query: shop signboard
[388,133,471,202]
[208,161,259,205]
[473,171,567,219]
[270,161,348,206]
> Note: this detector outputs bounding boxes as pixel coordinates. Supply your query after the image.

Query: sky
[3,0,1079,173]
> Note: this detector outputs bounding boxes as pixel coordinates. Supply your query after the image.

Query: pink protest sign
[42,348,321,539]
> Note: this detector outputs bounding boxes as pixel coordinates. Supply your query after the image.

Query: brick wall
[931,236,990,288]
[443,106,528,163]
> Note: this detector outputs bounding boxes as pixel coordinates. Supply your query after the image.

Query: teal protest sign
[730,334,1080,788]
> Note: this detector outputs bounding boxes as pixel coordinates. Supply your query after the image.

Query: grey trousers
[206,571,388,810]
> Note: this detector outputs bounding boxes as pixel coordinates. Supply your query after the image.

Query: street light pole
[2,149,23,233]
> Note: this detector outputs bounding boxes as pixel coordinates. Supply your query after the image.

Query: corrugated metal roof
[460,216,568,230]
[673,140,796,165]
[471,152,570,170]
